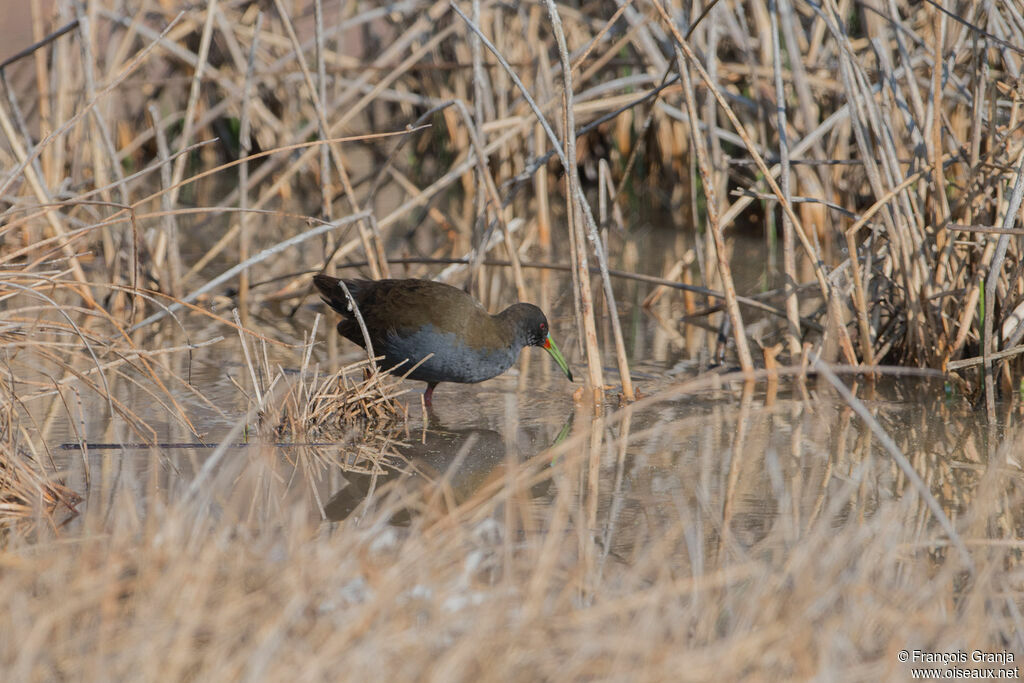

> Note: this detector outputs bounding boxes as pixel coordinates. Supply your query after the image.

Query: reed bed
[0,0,1019,387]
[3,0,1023,399]
[1,0,1023,679]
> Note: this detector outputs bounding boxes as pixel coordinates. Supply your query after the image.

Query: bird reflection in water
[323,421,555,524]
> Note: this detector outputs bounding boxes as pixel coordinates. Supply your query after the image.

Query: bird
[313,274,573,405]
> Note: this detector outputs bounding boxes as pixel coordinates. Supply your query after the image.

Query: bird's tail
[312,274,366,316]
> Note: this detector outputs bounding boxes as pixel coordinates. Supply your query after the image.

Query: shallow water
[34,222,1022,550]
[43,303,1019,559]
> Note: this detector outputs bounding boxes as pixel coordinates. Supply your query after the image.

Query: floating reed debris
[0,403,80,539]
[0,449,81,537]
[271,359,409,440]
[234,314,407,444]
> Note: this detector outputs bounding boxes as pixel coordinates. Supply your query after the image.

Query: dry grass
[0,402,80,538]
[0,383,1021,680]
[2,0,1024,386]
[2,0,1022,383]
[1,0,1024,679]
[230,312,408,441]
[231,312,410,494]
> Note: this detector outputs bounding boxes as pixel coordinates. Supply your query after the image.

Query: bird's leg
[424,382,438,406]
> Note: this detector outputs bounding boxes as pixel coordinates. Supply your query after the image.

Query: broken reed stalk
[770,1,802,359]
[675,48,753,374]
[330,279,379,375]
[72,5,126,270]
[444,99,527,301]
[315,0,331,232]
[237,11,263,327]
[544,1,634,400]
[148,103,182,299]
[468,0,490,299]
[167,0,217,207]
[982,158,1024,411]
[540,0,605,398]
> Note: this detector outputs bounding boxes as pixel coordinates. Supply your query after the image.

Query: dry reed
[0,401,80,537]
[1,1,1023,679]
[232,312,407,441]
[2,0,1021,394]
[0,374,1020,679]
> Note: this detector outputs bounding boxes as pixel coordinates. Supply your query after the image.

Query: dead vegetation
[0,382,1021,680]
[0,401,80,537]
[231,313,408,440]
[2,0,1024,386]
[1,0,1022,397]
[0,0,1023,678]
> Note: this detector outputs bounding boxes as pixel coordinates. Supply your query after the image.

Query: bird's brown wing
[314,276,500,349]
[357,280,488,338]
